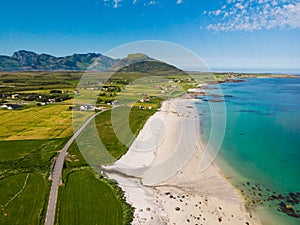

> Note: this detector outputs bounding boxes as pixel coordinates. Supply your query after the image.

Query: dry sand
[103,98,261,225]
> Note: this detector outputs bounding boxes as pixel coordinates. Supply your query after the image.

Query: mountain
[117,60,184,75]
[0,51,176,72]
[0,50,117,71]
[110,53,155,71]
[0,55,21,71]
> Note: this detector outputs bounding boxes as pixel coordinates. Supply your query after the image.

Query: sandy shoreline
[103,98,261,225]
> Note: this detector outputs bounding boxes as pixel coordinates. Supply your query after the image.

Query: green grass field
[0,139,50,162]
[64,142,89,169]
[0,173,49,225]
[0,139,67,224]
[0,139,67,176]
[0,71,82,92]
[95,106,157,159]
[56,169,132,225]
[0,173,28,206]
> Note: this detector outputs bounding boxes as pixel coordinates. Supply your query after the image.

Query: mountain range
[0,50,155,71]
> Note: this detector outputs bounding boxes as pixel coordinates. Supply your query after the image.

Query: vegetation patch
[95,105,157,159]
[0,138,68,224]
[0,139,68,179]
[56,169,133,225]
[0,173,49,225]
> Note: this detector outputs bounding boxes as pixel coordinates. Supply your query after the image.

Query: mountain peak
[71,53,102,58]
[0,51,113,71]
[125,53,152,61]
[12,50,38,59]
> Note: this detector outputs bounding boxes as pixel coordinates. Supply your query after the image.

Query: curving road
[44,110,105,225]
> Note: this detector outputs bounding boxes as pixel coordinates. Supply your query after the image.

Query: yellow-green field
[0,105,93,140]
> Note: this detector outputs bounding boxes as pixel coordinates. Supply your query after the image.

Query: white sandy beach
[104,98,261,225]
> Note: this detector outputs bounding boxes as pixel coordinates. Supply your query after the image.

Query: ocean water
[210,68,300,75]
[196,78,300,225]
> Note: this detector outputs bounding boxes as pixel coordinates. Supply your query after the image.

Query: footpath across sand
[104,98,261,225]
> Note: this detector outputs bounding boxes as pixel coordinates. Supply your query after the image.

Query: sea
[196,76,300,225]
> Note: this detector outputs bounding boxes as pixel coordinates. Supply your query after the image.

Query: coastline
[103,97,261,225]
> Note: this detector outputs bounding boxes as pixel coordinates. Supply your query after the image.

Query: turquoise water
[196,78,300,225]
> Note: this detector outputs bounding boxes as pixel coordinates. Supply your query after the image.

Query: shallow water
[196,78,300,225]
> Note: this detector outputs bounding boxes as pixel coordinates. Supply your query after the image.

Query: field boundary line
[4,173,30,208]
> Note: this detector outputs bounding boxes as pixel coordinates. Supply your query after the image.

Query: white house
[0,104,8,109]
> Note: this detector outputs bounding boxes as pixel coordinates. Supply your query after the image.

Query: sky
[0,0,300,70]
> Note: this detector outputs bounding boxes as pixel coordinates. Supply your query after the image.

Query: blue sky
[0,0,299,69]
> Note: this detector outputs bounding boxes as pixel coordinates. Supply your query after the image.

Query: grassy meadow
[56,169,133,225]
[95,105,158,159]
[0,71,82,92]
[0,139,67,178]
[0,138,68,224]
[0,173,49,225]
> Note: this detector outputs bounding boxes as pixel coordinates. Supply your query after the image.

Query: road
[44,110,104,225]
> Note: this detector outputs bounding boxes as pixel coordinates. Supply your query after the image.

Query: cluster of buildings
[0,104,23,110]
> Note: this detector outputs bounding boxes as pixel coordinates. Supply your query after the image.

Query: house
[79,105,86,111]
[5,104,23,110]
[86,104,94,110]
[48,99,55,103]
[0,104,8,109]
[140,98,150,103]
[79,104,94,111]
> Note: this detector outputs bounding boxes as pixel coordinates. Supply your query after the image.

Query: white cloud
[113,0,122,8]
[235,3,244,10]
[210,9,222,16]
[147,0,157,5]
[227,0,237,4]
[206,0,300,32]
[103,0,184,8]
